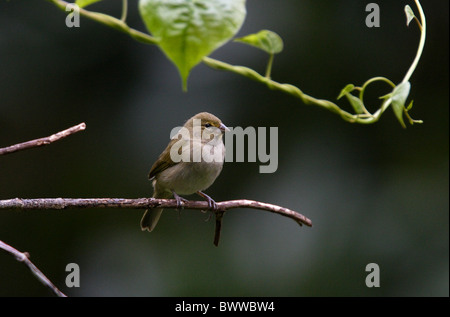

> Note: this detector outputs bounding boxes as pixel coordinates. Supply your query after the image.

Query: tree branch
[0,198,312,246]
[0,123,86,156]
[0,240,67,297]
[0,197,311,226]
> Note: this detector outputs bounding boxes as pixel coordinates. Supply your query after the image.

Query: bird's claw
[172,191,188,209]
[207,198,218,210]
[196,191,218,211]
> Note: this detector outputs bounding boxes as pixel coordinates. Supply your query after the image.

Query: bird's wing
[148,138,179,180]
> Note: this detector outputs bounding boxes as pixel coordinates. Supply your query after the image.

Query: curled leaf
[337,84,355,100]
[404,5,415,26]
[390,81,411,128]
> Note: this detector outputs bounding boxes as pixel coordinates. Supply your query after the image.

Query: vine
[47,0,426,127]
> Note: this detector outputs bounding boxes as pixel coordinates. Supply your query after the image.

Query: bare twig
[0,198,312,246]
[0,197,312,226]
[0,123,86,156]
[0,240,67,297]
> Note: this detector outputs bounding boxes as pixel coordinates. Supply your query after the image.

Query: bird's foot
[172,191,188,209]
[196,191,218,211]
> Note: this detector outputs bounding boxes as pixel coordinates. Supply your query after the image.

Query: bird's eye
[205,123,212,128]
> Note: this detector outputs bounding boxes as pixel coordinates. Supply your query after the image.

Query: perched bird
[141,112,229,232]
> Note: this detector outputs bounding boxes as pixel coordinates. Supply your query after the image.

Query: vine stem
[402,0,426,84]
[202,56,377,124]
[265,54,274,78]
[121,0,128,22]
[47,0,157,45]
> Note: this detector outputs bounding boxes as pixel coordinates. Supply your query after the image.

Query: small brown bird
[141,112,228,232]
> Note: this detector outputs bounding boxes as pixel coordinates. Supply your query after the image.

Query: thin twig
[0,240,67,297]
[0,123,86,156]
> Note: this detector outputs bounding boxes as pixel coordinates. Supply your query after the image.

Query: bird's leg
[171,190,188,208]
[196,191,216,221]
[172,191,188,219]
[196,191,218,210]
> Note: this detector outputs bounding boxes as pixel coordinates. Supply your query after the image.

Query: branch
[0,198,312,246]
[0,123,86,156]
[0,240,67,297]
[0,197,311,225]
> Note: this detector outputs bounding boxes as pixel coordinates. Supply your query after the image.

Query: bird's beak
[219,123,230,133]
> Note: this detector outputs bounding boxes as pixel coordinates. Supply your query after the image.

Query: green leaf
[404,5,415,26]
[234,30,283,55]
[406,100,414,111]
[75,0,103,8]
[379,92,392,100]
[337,84,364,114]
[337,84,355,100]
[345,94,365,114]
[139,0,247,91]
[390,81,411,128]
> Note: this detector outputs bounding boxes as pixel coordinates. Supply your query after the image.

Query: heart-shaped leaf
[235,30,283,55]
[139,0,247,90]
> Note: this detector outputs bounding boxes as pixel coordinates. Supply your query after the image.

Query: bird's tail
[141,192,171,232]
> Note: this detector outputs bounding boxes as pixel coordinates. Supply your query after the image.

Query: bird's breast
[155,142,225,195]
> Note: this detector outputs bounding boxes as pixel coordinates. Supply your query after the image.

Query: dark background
[0,0,448,296]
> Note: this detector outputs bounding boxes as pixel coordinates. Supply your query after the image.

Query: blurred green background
[0,0,448,296]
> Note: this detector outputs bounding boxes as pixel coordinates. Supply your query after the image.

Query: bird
[141,112,229,232]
